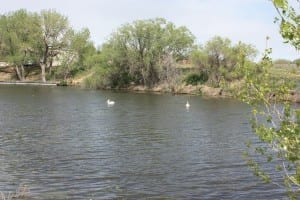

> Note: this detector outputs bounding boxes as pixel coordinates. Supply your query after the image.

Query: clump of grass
[0,185,30,200]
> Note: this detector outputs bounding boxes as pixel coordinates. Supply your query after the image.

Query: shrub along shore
[2,64,300,102]
[0,10,299,102]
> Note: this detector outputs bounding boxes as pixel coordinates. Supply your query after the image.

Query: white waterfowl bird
[186,101,190,109]
[107,99,115,106]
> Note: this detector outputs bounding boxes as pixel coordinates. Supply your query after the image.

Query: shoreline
[2,79,300,103]
[92,84,300,103]
[90,83,233,98]
[0,81,58,86]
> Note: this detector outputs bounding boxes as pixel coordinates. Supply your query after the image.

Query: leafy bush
[184,72,208,85]
[57,80,68,86]
[293,58,300,67]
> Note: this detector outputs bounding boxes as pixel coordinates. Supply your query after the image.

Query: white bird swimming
[186,101,190,109]
[107,99,115,106]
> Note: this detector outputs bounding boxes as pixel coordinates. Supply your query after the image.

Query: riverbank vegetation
[238,0,300,199]
[0,184,30,200]
[0,8,298,98]
[0,0,299,199]
[85,18,195,89]
[0,9,95,83]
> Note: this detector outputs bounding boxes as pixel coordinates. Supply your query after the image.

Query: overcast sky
[0,0,299,60]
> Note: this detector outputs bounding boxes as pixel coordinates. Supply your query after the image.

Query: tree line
[0,9,261,88]
[84,19,258,89]
[1,1,300,198]
[0,9,95,82]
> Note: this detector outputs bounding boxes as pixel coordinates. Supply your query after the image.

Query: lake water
[0,86,286,199]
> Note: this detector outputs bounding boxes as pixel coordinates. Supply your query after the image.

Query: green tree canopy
[38,9,73,82]
[54,28,96,80]
[93,18,195,88]
[0,9,41,80]
[191,36,257,86]
[293,58,300,66]
[0,9,95,82]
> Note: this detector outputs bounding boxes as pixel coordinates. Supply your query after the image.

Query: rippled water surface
[0,86,286,199]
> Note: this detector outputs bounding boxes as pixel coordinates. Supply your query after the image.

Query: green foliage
[89,18,195,88]
[57,80,68,86]
[84,67,115,89]
[191,36,257,87]
[273,0,300,49]
[293,58,300,66]
[38,9,74,82]
[237,1,300,195]
[39,9,70,51]
[53,28,95,80]
[0,9,96,82]
[0,9,41,80]
[184,72,208,85]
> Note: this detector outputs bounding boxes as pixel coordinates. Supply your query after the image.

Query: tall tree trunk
[15,65,25,81]
[49,58,53,75]
[15,66,21,81]
[41,45,49,83]
[41,63,46,82]
[20,65,25,81]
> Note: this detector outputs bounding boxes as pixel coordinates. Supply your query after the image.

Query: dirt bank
[114,83,231,98]
[2,66,300,102]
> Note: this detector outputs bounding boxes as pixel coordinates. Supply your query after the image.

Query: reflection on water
[0,86,286,199]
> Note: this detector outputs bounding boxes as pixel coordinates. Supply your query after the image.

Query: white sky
[0,0,299,60]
